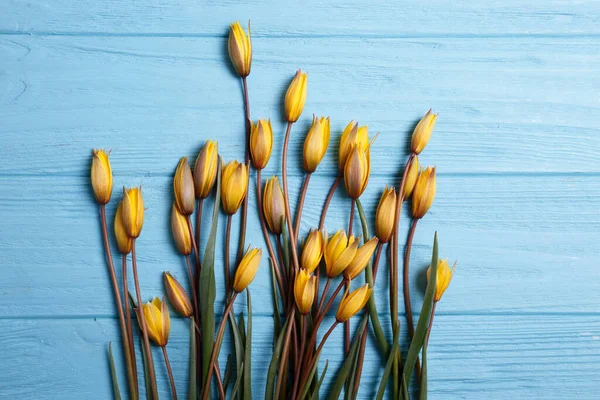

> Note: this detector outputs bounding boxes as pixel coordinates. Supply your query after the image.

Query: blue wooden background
[1,1,600,398]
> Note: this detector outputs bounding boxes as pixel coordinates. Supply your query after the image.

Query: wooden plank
[1,1,599,36]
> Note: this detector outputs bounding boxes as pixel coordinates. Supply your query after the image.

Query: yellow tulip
[228,21,252,77]
[343,145,370,199]
[294,269,317,315]
[324,230,359,278]
[163,272,193,317]
[114,201,132,254]
[344,237,379,280]
[412,166,436,219]
[262,176,286,234]
[171,204,192,255]
[375,187,396,244]
[90,149,113,204]
[174,157,195,216]
[193,140,219,199]
[335,284,372,322]
[284,69,308,123]
[410,109,437,154]
[303,115,330,172]
[250,119,273,170]
[233,247,262,293]
[142,297,171,347]
[221,160,248,215]
[403,156,419,199]
[301,229,324,273]
[427,259,456,302]
[338,121,369,172]
[122,186,144,238]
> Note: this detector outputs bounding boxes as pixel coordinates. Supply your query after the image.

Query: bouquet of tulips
[90,20,456,400]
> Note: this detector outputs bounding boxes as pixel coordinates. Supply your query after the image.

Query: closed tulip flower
[250,119,273,170]
[90,149,113,204]
[403,156,419,199]
[375,187,396,243]
[412,166,436,219]
[233,248,262,293]
[294,269,317,315]
[338,121,369,172]
[163,272,193,317]
[142,297,171,347]
[263,176,286,234]
[194,140,219,199]
[284,69,308,123]
[303,115,330,172]
[122,186,144,238]
[174,157,195,216]
[301,229,324,273]
[344,237,379,280]
[324,230,359,278]
[344,145,370,199]
[427,259,456,302]
[410,109,438,155]
[335,284,372,322]
[228,21,252,77]
[171,204,191,255]
[114,201,132,254]
[221,160,248,215]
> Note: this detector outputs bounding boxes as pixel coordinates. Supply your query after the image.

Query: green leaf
[199,159,222,390]
[238,312,247,347]
[401,375,409,400]
[223,354,234,393]
[188,318,197,400]
[401,233,438,391]
[139,337,156,400]
[108,342,123,400]
[269,259,282,340]
[265,318,290,400]
[229,311,245,399]
[244,290,253,400]
[419,341,428,400]
[280,216,290,273]
[305,360,327,400]
[299,349,322,400]
[375,326,400,400]
[231,361,244,399]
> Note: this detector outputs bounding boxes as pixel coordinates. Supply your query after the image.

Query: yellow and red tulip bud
[338,121,369,172]
[228,21,252,77]
[303,115,330,172]
[262,176,286,235]
[250,119,273,170]
[410,109,437,155]
[90,149,113,204]
[163,272,193,318]
[294,269,317,315]
[221,160,248,215]
[301,229,324,273]
[412,166,436,219]
[171,204,192,255]
[114,201,132,254]
[344,237,379,280]
[343,145,370,199]
[284,69,308,123]
[122,186,144,238]
[427,259,456,302]
[233,247,262,293]
[375,187,396,243]
[335,284,372,322]
[193,140,219,199]
[324,230,359,278]
[142,297,171,347]
[403,156,419,199]
[174,157,195,216]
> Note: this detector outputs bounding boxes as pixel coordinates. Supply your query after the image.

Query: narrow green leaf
[375,326,400,400]
[229,311,245,399]
[139,337,155,400]
[304,360,327,400]
[231,361,244,399]
[265,318,290,400]
[188,317,197,400]
[243,290,253,399]
[223,354,234,393]
[269,259,282,340]
[299,349,322,400]
[280,216,290,272]
[401,233,438,390]
[401,375,409,400]
[419,341,428,400]
[238,312,247,347]
[108,342,123,400]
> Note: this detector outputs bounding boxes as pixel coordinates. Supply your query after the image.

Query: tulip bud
[90,149,113,204]
[324,230,359,278]
[174,157,195,216]
[122,186,144,238]
[303,115,330,173]
[233,247,262,293]
[410,109,437,154]
[171,204,191,255]
[262,176,286,235]
[228,21,252,77]
[221,160,248,215]
[163,272,193,317]
[294,269,317,315]
[412,167,436,219]
[427,259,456,302]
[114,201,132,254]
[142,297,171,347]
[284,70,308,123]
[194,140,219,199]
[344,237,379,280]
[250,119,273,170]
[338,121,369,172]
[344,145,370,199]
[301,229,324,273]
[335,284,372,322]
[403,156,419,199]
[375,187,396,243]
